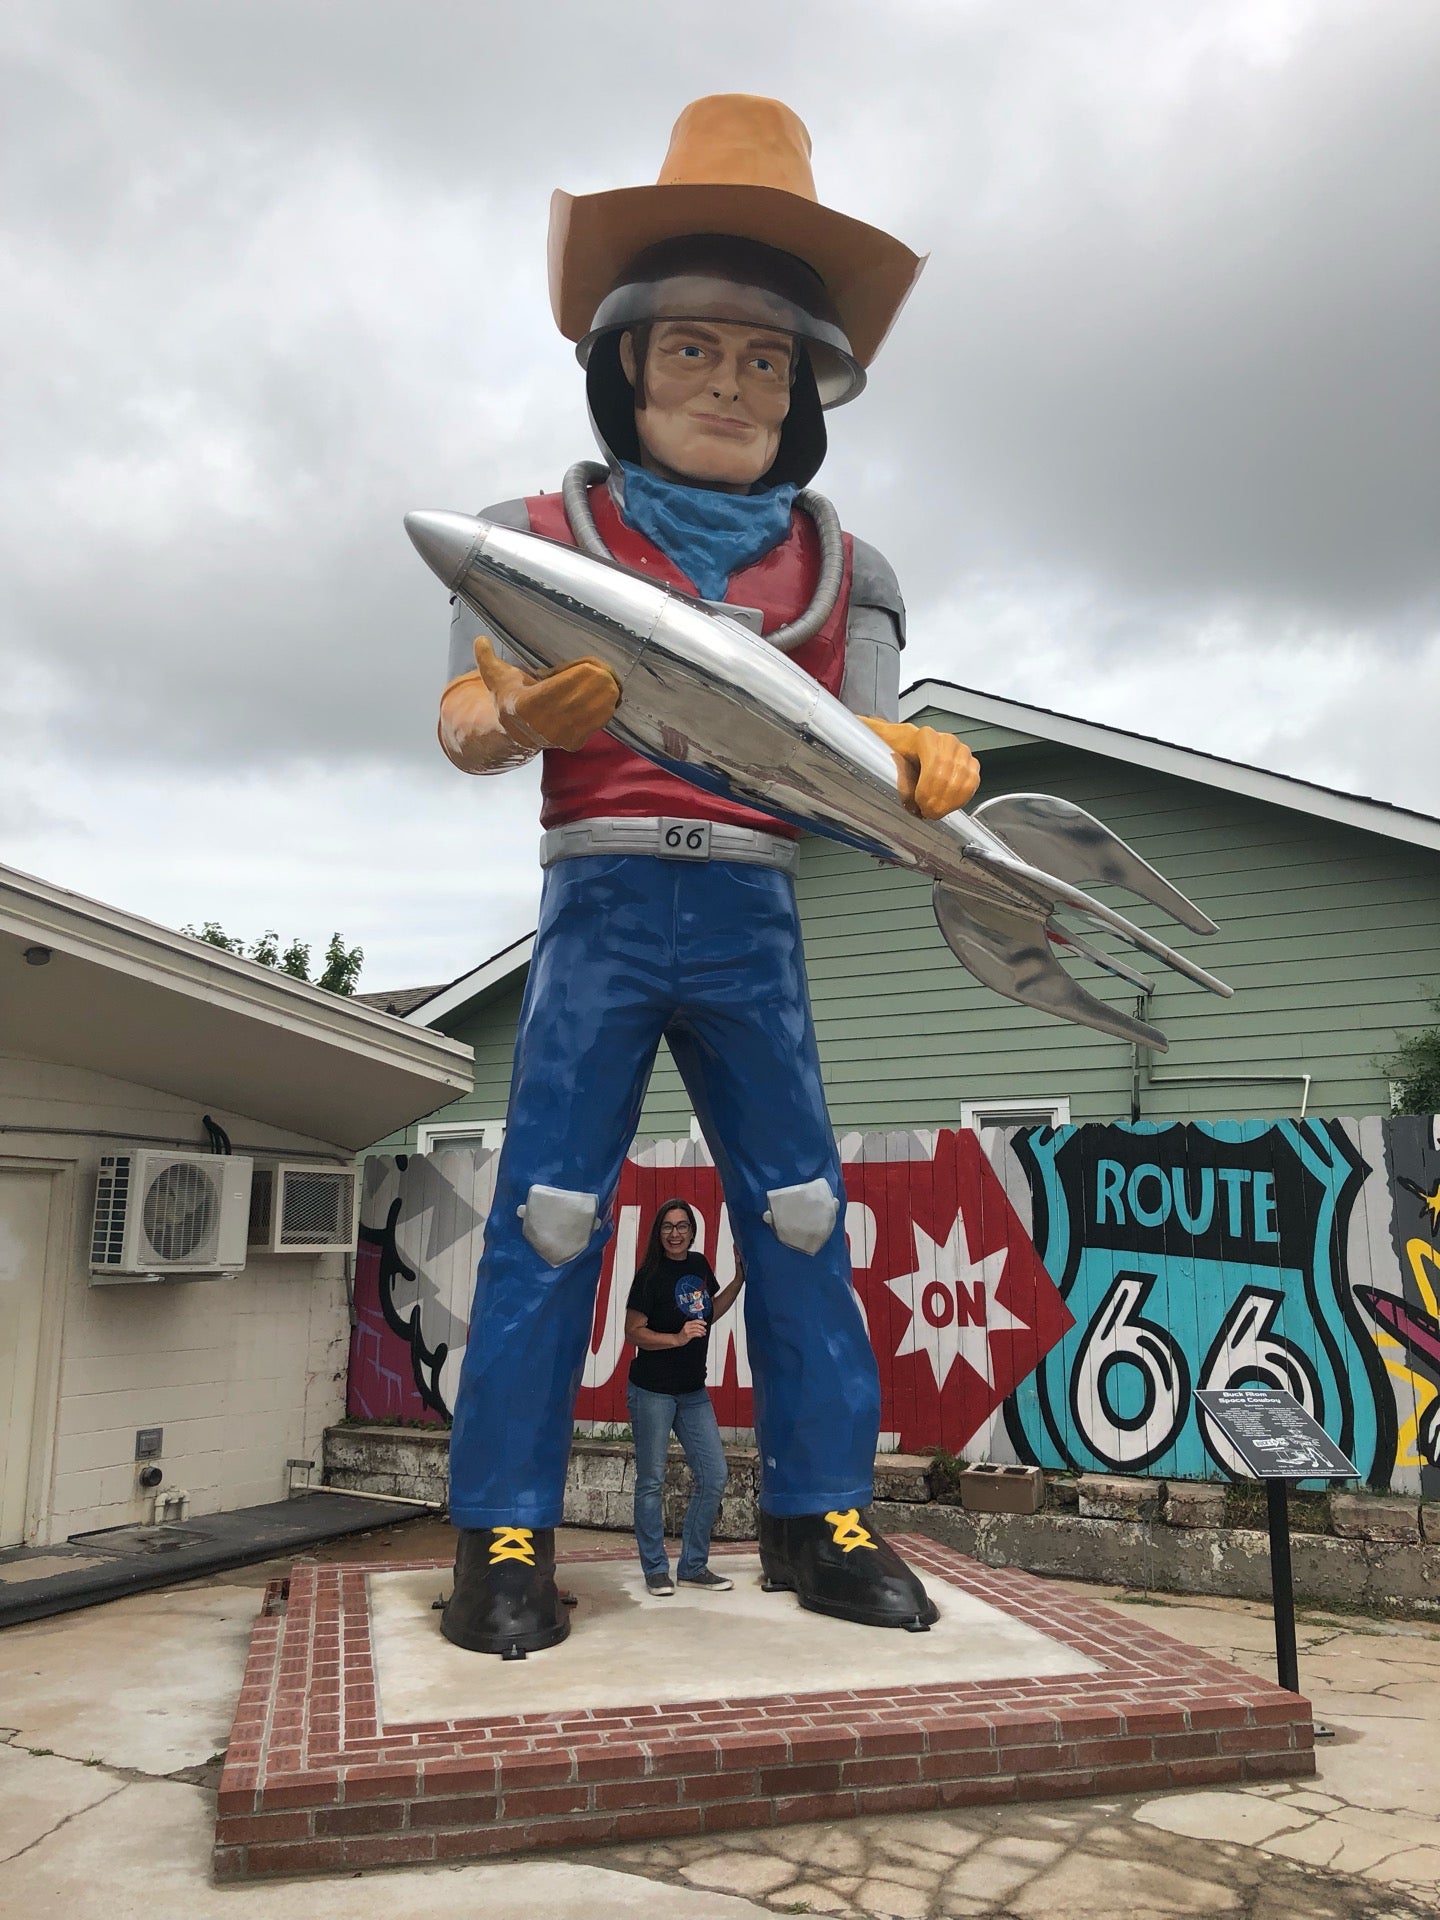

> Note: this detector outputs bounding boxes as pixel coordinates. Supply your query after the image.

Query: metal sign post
[1264,1478,1300,1693]
[1194,1387,1359,1699]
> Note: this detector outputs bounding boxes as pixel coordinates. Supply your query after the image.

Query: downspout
[1131,993,1312,1120]
[1130,991,1154,1123]
[1146,1071,1312,1118]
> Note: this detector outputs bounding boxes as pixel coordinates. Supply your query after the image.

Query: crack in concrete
[582,1794,1440,1920]
[3,1739,224,1794]
[0,1777,129,1867]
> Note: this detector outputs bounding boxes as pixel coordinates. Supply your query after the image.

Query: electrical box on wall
[89,1152,253,1282]
[248,1164,359,1256]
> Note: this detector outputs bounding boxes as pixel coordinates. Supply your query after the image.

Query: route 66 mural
[1003,1119,1395,1485]
[348,1114,1440,1494]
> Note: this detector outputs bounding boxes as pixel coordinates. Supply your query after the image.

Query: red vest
[525,484,853,837]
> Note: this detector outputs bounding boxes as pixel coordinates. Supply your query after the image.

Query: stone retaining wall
[322,1426,1439,1618]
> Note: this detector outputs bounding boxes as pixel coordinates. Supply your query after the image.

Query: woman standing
[625,1198,744,1596]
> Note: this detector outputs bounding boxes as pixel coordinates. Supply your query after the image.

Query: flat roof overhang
[0,867,473,1152]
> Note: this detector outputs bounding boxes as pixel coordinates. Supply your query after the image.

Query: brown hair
[634,1195,699,1287]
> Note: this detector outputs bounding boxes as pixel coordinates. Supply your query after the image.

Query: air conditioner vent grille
[91,1154,131,1267]
[141,1160,220,1263]
[278,1169,357,1250]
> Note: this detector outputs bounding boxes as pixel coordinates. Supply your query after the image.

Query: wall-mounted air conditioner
[89,1152,253,1283]
[247,1164,358,1256]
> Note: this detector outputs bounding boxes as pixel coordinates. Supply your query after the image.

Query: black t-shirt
[626,1253,719,1396]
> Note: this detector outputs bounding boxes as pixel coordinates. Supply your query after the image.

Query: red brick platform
[213,1535,1314,1881]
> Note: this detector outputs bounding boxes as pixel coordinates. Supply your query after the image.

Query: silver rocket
[406,509,1231,1050]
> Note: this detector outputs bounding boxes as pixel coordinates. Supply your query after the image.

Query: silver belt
[540,815,799,876]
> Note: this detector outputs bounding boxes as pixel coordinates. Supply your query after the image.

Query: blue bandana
[616,462,798,602]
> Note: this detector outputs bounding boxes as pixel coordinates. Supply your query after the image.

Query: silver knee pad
[517,1184,598,1266]
[762,1177,840,1256]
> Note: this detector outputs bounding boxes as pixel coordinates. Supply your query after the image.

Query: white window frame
[416,1118,506,1153]
[960,1097,1071,1133]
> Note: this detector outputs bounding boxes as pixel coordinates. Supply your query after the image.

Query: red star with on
[845,1128,1073,1453]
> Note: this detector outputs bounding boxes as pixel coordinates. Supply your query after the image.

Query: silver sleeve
[839,608,903,720]
[840,536,906,721]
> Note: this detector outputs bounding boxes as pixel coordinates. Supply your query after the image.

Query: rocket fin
[971,792,1217,935]
[932,881,1170,1050]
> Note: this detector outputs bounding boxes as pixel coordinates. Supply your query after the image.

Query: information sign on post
[1194,1388,1358,1696]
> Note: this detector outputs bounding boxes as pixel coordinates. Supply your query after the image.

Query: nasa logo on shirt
[675,1277,710,1323]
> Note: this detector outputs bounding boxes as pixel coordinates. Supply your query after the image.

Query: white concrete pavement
[2,1522,1437,1920]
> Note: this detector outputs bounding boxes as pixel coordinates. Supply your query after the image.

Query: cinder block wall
[2,1054,350,1546]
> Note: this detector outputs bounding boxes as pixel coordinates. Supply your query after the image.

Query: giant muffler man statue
[436,94,978,1656]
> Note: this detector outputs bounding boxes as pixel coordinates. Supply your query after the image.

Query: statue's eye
[679,345,704,359]
[754,357,773,373]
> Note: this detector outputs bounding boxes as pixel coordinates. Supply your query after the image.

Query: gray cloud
[1,0,1437,980]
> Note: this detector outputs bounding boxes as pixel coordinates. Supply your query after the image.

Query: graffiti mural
[1358,1115,1440,1495]
[349,1129,1071,1454]
[346,1114,1439,1492]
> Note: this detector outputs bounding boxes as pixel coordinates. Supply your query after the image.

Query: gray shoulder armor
[446,498,533,682]
[841,536,906,722]
[848,536,907,645]
[474,497,532,534]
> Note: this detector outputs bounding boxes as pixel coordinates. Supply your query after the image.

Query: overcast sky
[2,0,1437,991]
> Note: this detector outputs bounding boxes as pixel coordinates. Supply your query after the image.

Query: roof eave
[903,679,1440,855]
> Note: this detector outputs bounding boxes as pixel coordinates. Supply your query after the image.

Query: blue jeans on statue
[447,854,881,1530]
[628,1381,729,1581]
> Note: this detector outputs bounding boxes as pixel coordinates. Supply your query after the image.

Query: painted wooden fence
[348,1115,1440,1495]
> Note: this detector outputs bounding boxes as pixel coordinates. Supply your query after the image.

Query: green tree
[316,932,365,997]
[181,924,363,997]
[280,937,312,981]
[1378,992,1440,1116]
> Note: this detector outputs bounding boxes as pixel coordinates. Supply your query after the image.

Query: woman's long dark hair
[633,1196,700,1291]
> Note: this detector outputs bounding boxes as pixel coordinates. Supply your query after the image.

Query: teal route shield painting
[1004,1119,1396,1485]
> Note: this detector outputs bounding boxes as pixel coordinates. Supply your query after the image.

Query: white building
[0,862,471,1549]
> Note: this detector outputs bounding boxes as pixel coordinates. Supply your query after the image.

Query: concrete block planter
[957,1463,1044,1514]
[1329,1491,1422,1543]
[1077,1474,1162,1524]
[1164,1481,1227,1529]
[322,1426,1440,1619]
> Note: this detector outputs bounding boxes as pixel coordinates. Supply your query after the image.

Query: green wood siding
[923,716,1040,756]
[377,722,1440,1146]
[801,721,1440,1127]
[372,976,528,1151]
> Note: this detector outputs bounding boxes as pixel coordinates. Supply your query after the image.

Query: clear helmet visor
[576,235,864,410]
[577,235,855,486]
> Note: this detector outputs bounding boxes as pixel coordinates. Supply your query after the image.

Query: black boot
[440,1526,571,1658]
[758,1507,939,1631]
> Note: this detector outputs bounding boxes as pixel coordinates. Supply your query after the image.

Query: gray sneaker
[677,1567,734,1592]
[645,1573,675,1596]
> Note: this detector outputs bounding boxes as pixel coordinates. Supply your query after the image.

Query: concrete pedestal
[214,1536,1314,1882]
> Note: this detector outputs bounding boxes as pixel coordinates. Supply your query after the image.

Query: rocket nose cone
[404,509,484,591]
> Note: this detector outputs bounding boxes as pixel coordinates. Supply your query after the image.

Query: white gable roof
[404,931,535,1027]
[904,679,1440,855]
[0,861,473,1149]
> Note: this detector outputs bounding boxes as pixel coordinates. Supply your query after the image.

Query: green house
[368,683,1440,1150]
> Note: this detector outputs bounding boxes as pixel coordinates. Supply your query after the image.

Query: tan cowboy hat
[548,94,926,371]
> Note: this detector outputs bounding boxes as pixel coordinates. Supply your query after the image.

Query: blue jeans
[448,854,881,1527]
[628,1382,728,1580]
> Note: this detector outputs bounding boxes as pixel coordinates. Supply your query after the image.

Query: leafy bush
[1378,992,1440,1116]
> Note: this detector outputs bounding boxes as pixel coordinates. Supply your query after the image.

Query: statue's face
[620,318,793,489]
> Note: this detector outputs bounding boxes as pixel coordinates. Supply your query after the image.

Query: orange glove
[472,635,620,752]
[437,636,621,773]
[861,717,980,820]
